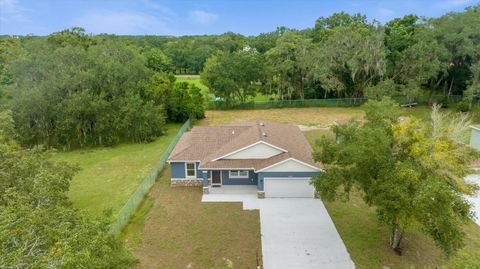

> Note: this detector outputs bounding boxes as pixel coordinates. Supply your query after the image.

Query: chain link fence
[110,119,191,235]
[207,95,463,110]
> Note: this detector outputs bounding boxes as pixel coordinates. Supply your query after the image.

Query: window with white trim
[186,162,196,177]
[229,170,249,178]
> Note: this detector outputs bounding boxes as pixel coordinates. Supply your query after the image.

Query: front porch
[201,169,262,197]
[209,185,258,195]
[201,185,259,205]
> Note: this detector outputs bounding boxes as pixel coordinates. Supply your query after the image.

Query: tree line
[0,28,205,149]
[1,8,478,144]
[201,7,480,105]
[15,7,473,107]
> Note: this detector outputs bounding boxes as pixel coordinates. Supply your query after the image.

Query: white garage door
[264,177,314,198]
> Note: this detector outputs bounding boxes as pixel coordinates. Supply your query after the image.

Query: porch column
[202,171,209,194]
[257,173,265,199]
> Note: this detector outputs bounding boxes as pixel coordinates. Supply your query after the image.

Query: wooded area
[0,7,479,148]
[0,28,205,149]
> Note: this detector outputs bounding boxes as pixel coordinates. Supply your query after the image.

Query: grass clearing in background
[249,92,277,101]
[51,123,182,217]
[175,75,277,102]
[201,107,366,126]
[202,105,457,127]
[175,75,213,101]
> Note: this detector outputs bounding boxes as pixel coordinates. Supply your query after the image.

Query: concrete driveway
[203,189,355,269]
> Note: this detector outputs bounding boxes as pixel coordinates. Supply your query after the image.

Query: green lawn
[51,123,182,217]
[250,92,277,102]
[304,128,480,269]
[122,167,262,269]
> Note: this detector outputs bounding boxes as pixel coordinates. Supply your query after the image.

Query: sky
[0,0,478,36]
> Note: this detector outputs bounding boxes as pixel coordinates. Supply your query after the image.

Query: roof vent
[262,131,267,137]
[260,122,265,126]
[232,130,235,135]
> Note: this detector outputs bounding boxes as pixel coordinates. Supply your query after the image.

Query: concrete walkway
[202,191,355,269]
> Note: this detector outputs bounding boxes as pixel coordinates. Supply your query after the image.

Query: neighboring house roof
[168,120,322,171]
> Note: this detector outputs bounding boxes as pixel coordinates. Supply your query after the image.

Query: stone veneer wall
[257,191,265,199]
[171,179,203,187]
[171,179,212,187]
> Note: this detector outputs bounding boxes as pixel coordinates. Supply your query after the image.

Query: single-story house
[167,120,323,198]
[470,125,480,150]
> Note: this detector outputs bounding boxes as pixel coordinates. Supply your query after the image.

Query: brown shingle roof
[168,120,322,171]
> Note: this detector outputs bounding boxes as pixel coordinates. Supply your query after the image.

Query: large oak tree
[313,98,477,254]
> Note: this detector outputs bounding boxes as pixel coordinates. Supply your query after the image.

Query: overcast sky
[0,0,477,36]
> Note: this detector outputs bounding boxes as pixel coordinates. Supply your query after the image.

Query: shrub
[456,100,470,112]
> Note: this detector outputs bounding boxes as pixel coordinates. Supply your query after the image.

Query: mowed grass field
[123,168,262,269]
[51,123,182,217]
[201,107,366,126]
[201,106,441,127]
[175,75,212,101]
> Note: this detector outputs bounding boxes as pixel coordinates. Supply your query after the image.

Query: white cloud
[437,0,472,8]
[74,10,174,35]
[0,0,30,23]
[189,10,218,25]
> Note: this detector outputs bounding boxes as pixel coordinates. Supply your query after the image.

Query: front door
[212,171,221,186]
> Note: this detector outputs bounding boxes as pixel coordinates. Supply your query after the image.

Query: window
[229,170,249,178]
[186,162,196,177]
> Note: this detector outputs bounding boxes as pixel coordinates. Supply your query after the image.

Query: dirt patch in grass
[124,168,262,269]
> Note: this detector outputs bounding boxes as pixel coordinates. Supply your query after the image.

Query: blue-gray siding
[170,162,206,179]
[257,172,320,191]
[170,162,320,189]
[221,170,257,185]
